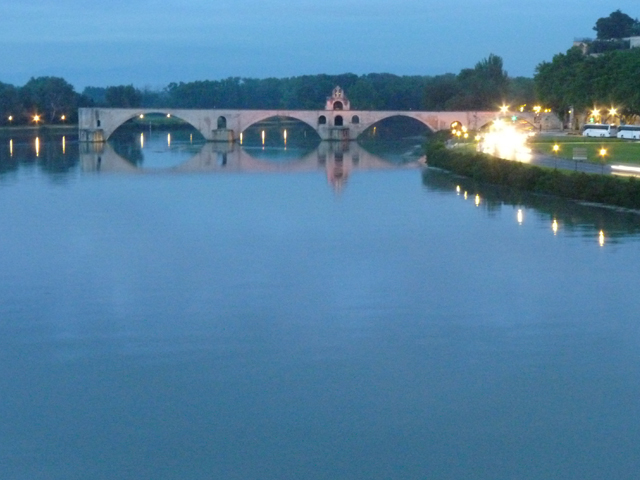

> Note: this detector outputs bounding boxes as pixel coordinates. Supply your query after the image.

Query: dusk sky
[1,1,638,89]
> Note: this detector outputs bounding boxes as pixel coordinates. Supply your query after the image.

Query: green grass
[530,136,640,165]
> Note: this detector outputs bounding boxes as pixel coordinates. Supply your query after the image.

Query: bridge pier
[79,129,105,143]
[318,127,353,141]
[211,129,235,142]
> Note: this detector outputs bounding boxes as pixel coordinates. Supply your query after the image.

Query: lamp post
[553,144,560,169]
[599,147,607,174]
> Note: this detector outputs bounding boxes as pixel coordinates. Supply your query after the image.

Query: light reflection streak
[552,219,558,235]
[475,194,480,206]
[611,165,640,177]
[35,137,40,157]
[140,133,144,149]
[9,139,13,157]
[599,230,605,247]
[517,209,523,224]
[62,136,66,154]
[167,133,171,147]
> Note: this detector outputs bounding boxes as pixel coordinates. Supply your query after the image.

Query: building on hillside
[573,36,640,55]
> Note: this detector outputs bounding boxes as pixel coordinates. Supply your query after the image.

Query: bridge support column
[79,129,105,143]
[210,129,234,142]
[318,127,353,142]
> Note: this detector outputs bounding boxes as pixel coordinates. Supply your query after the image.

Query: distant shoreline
[0,125,77,132]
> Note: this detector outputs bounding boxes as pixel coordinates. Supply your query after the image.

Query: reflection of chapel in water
[316,141,357,192]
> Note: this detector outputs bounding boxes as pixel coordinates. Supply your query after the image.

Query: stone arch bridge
[79,108,558,143]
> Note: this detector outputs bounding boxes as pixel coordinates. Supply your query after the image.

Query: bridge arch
[101,109,207,141]
[240,112,320,135]
[361,113,435,139]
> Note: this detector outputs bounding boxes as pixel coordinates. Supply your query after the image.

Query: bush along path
[424,138,640,210]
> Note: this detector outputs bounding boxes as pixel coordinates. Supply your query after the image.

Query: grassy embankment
[425,134,640,210]
[530,135,640,165]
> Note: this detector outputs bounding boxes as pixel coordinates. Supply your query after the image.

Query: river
[1,127,639,480]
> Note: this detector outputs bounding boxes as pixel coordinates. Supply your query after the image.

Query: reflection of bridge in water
[80,141,423,190]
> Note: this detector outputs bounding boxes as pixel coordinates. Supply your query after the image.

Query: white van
[582,124,613,137]
[617,125,640,140]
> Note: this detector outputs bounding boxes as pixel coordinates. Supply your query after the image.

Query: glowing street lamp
[60,114,66,122]
[599,147,608,173]
[500,105,509,114]
[8,115,13,124]
[553,144,560,154]
[33,114,41,124]
[139,114,144,119]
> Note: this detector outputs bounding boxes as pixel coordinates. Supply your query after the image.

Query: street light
[599,147,608,173]
[33,114,40,124]
[500,105,509,114]
[553,144,560,168]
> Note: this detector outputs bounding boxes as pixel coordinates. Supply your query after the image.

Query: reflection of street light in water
[599,230,605,247]
[517,209,523,224]
[552,219,558,235]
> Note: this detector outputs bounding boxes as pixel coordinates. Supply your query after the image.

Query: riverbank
[425,137,640,210]
[0,124,77,133]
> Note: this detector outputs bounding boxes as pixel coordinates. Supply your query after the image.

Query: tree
[105,85,142,108]
[445,54,509,110]
[423,74,459,110]
[20,76,78,123]
[593,10,639,40]
[0,82,20,123]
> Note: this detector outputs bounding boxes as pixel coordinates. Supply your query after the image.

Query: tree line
[0,55,535,126]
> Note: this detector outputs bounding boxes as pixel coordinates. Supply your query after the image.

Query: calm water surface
[1,129,640,480]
